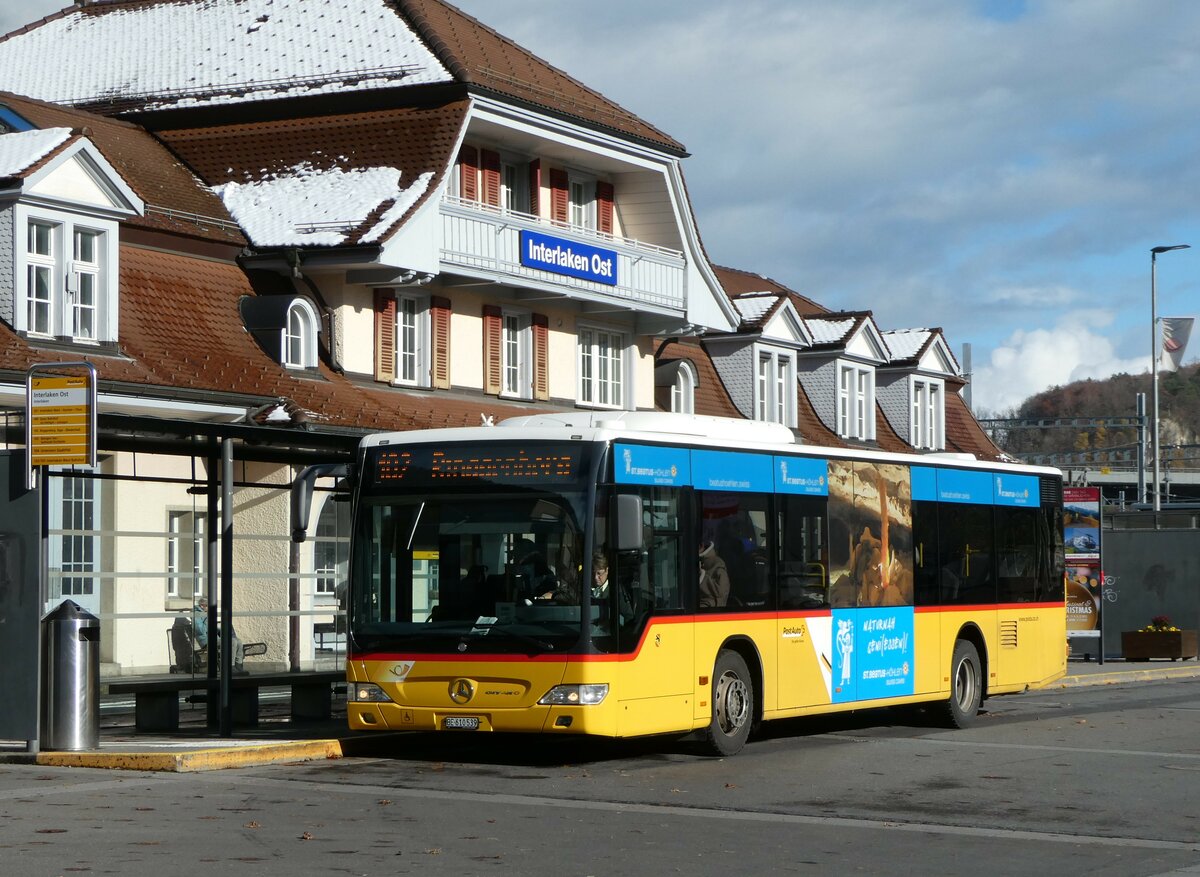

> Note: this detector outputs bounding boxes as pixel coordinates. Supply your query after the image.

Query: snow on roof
[805,317,856,344]
[0,0,452,110]
[882,328,932,361]
[0,127,71,177]
[732,292,777,325]
[215,163,433,247]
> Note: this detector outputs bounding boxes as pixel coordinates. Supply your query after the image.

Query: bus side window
[777,494,828,610]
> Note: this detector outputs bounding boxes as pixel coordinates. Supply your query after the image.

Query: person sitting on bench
[195,596,247,675]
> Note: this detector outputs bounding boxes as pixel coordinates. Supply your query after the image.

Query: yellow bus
[330,412,1065,755]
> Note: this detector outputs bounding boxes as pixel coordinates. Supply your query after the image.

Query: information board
[25,363,97,487]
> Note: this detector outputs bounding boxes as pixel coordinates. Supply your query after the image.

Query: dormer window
[911,377,945,450]
[756,347,795,427]
[837,361,875,441]
[16,207,116,343]
[283,298,319,369]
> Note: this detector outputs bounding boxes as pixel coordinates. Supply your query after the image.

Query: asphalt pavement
[2,657,1197,773]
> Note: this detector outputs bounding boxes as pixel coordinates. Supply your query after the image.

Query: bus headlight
[351,683,393,703]
[539,684,609,705]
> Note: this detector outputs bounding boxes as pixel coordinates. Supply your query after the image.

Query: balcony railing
[440,196,686,314]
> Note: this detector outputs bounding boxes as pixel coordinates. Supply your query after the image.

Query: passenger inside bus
[698,541,730,609]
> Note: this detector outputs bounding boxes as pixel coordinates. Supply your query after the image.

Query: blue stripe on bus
[613,443,690,486]
[994,473,1038,507]
[774,456,829,495]
[936,468,993,504]
[614,445,1039,509]
[911,466,937,502]
[692,449,774,492]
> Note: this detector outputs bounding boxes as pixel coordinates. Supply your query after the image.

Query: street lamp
[1151,243,1190,511]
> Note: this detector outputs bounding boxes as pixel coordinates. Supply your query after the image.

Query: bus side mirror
[291,462,349,543]
[614,494,643,552]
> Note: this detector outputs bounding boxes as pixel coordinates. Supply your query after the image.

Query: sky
[4,0,1200,415]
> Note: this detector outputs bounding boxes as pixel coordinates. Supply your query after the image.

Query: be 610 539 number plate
[444,716,480,730]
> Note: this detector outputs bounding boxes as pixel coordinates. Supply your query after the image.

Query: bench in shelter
[108,670,345,732]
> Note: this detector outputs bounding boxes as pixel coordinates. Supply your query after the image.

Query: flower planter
[1121,630,1199,661]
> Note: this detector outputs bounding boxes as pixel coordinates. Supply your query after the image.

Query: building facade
[0,0,1003,679]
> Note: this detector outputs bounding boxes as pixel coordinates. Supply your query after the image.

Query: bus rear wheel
[944,639,982,728]
[704,650,753,756]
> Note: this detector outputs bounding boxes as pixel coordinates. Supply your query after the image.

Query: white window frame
[671,360,697,414]
[837,361,876,441]
[71,227,100,341]
[282,298,320,369]
[568,171,596,230]
[755,347,796,427]
[501,309,532,399]
[47,469,101,616]
[910,376,945,450]
[15,204,118,343]
[394,292,430,387]
[166,509,206,601]
[313,493,350,600]
[577,324,628,409]
[500,158,528,214]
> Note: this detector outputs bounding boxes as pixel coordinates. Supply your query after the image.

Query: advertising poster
[830,607,916,704]
[1066,563,1101,632]
[1063,487,1101,561]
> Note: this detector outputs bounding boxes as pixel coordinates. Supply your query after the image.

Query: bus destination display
[370,443,583,487]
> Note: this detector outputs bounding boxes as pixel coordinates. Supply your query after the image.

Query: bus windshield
[350,487,590,654]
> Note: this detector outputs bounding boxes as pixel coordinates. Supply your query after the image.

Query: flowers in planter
[1139,615,1180,632]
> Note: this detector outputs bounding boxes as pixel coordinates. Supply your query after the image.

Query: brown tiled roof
[155,100,469,244]
[0,0,682,155]
[395,0,684,153]
[0,243,547,432]
[712,264,827,316]
[796,381,845,448]
[655,338,741,419]
[0,91,245,246]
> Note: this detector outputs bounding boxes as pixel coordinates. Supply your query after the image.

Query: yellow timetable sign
[29,374,93,467]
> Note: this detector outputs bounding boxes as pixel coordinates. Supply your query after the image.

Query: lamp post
[1151,244,1190,511]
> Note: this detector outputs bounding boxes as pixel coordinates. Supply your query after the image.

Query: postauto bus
[318,411,1065,756]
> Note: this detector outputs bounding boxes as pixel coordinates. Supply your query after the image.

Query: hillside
[982,363,1200,466]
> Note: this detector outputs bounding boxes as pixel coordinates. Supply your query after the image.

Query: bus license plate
[444,716,480,730]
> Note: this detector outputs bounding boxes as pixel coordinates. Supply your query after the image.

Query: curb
[32,739,345,772]
[1055,664,1200,689]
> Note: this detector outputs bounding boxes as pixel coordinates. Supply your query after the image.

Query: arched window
[283,299,319,369]
[671,360,697,414]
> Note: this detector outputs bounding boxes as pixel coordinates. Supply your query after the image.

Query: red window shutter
[481,149,501,208]
[549,168,569,224]
[596,181,614,235]
[373,289,396,382]
[533,313,549,401]
[459,145,479,202]
[431,296,451,390]
[482,305,502,395]
[528,159,541,216]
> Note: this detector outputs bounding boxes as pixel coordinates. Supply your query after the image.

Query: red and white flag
[1159,317,1194,373]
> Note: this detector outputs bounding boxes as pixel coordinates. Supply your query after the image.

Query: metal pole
[1135,393,1146,504]
[1151,251,1160,512]
[220,438,234,736]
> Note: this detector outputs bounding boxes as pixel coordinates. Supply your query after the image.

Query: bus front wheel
[704,650,753,756]
[944,639,982,728]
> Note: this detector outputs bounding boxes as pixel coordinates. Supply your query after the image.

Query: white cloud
[971,320,1148,415]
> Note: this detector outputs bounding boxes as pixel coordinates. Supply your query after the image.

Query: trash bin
[40,600,100,751]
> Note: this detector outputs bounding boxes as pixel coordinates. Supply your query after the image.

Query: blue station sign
[520,230,618,287]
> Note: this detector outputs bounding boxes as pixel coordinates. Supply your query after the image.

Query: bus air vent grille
[1000,620,1019,649]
